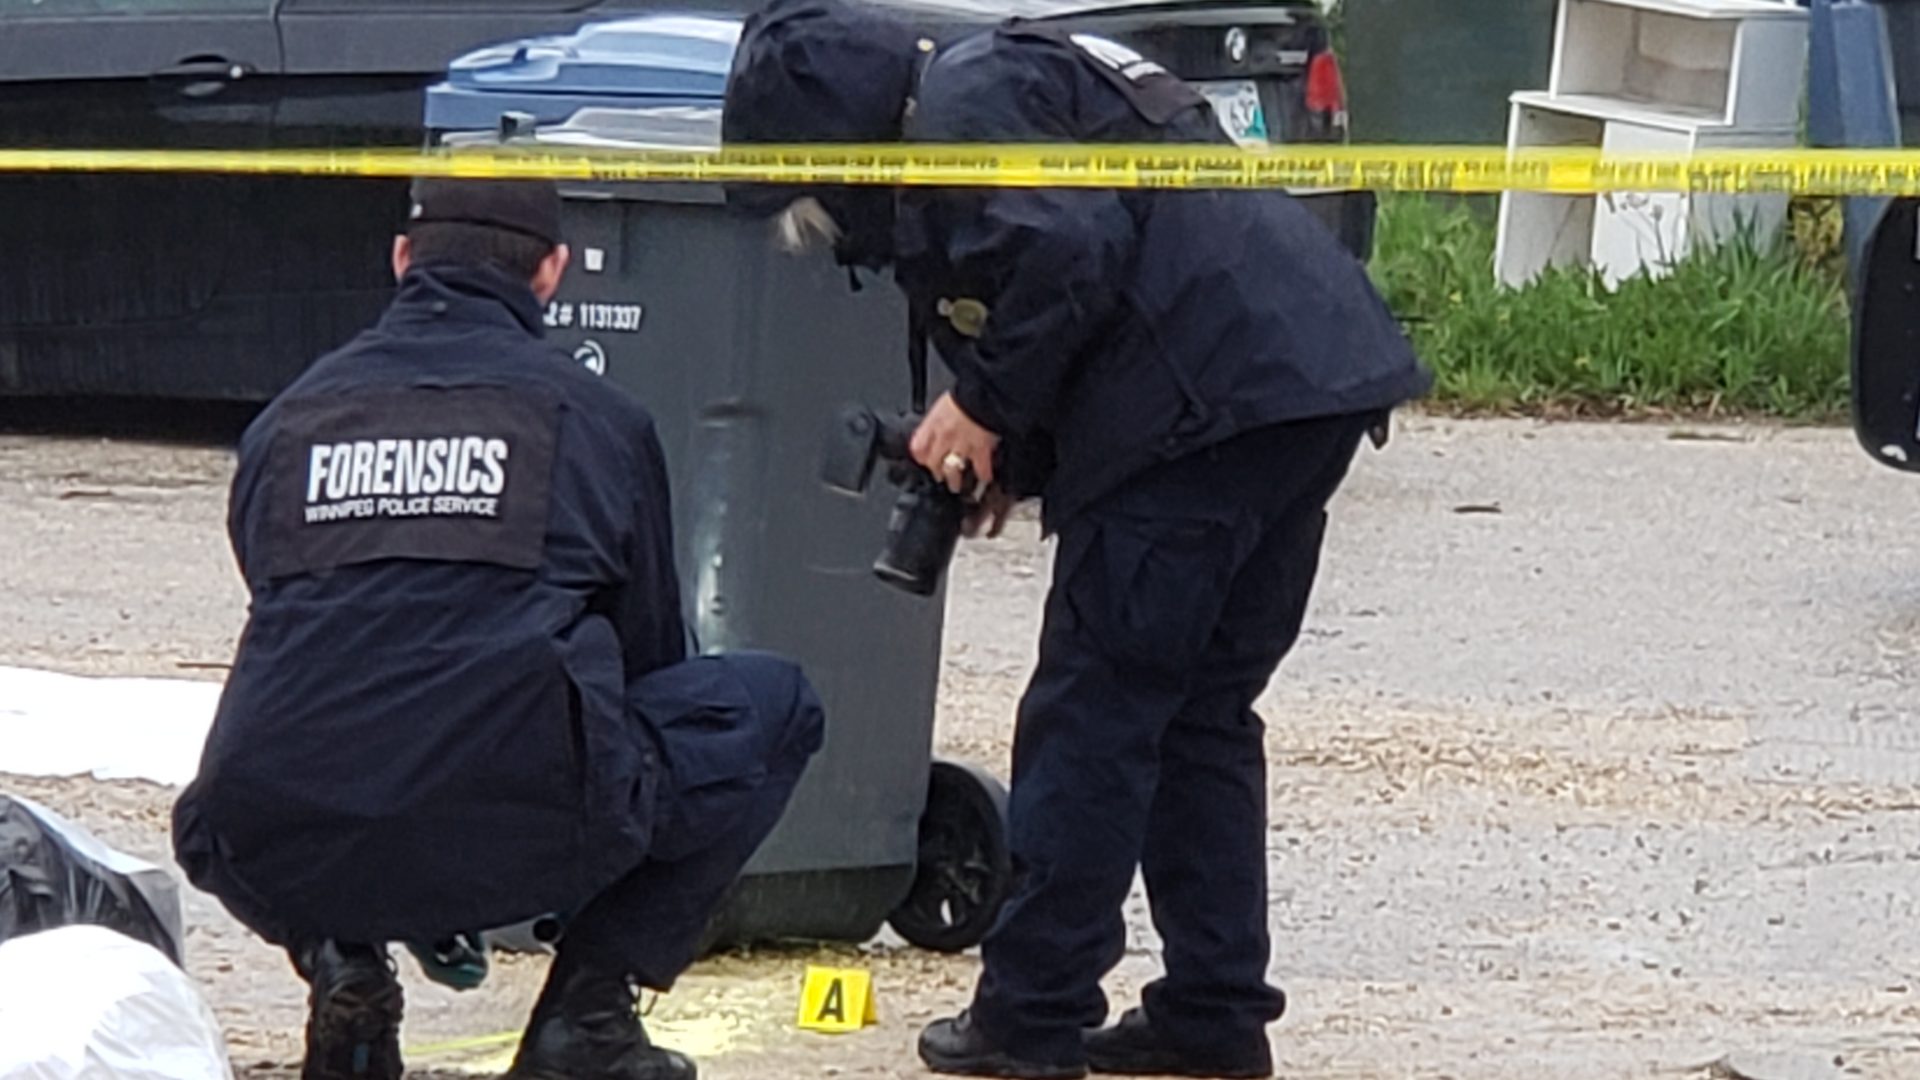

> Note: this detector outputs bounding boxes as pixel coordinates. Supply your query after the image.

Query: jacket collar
[380,263,548,338]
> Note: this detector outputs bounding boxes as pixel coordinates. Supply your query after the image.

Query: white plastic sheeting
[0,666,219,787]
[0,925,232,1080]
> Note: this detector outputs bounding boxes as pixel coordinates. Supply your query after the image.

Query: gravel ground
[4,411,1920,1079]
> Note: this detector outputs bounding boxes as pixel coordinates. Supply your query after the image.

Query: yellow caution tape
[9,144,1920,195]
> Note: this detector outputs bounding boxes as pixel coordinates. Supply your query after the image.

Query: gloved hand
[403,933,489,992]
[964,485,1016,539]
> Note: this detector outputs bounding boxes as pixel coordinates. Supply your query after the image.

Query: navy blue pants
[968,415,1370,1064]
[558,651,825,989]
[295,652,823,994]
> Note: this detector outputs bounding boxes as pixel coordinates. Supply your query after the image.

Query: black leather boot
[294,941,404,1080]
[1083,1007,1272,1078]
[506,964,696,1080]
[918,1011,1088,1079]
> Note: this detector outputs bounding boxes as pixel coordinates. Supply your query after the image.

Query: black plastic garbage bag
[0,792,184,964]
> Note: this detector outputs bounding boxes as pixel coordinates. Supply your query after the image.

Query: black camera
[822,405,970,598]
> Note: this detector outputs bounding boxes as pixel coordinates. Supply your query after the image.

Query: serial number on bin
[545,301,644,333]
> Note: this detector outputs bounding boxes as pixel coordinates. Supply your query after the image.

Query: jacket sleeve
[226,410,275,581]
[607,419,690,677]
[904,46,1138,438]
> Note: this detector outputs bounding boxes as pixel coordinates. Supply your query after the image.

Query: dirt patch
[8,417,1920,1077]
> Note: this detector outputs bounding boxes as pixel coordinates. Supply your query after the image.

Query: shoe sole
[1087,1062,1269,1079]
[920,1052,1088,1079]
[506,1055,697,1080]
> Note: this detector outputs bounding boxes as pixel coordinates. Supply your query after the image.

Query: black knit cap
[720,0,924,223]
[722,0,923,146]
[407,177,564,247]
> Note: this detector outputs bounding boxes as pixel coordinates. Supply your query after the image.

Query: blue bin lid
[444,14,743,101]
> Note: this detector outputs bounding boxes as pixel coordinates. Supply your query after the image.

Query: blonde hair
[775,196,843,254]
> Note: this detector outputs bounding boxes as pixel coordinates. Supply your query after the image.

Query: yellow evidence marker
[797,966,878,1033]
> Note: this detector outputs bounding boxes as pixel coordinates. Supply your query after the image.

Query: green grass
[1366,195,1852,421]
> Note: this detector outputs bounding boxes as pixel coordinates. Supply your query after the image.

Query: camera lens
[874,479,968,597]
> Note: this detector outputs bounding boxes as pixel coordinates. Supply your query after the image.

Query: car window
[0,0,269,13]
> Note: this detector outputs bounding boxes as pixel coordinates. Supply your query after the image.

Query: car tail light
[1305,50,1346,116]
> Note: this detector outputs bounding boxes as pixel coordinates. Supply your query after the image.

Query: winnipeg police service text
[306,436,510,522]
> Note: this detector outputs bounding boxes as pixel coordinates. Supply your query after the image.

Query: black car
[0,0,1357,400]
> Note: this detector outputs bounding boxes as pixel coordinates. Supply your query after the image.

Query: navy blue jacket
[895,25,1433,524]
[173,265,685,945]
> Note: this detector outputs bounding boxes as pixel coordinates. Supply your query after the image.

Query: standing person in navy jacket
[725,3,1431,1077]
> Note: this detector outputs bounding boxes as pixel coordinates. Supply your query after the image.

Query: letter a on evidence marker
[797,966,876,1033]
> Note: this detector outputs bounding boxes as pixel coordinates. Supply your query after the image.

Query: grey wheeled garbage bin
[426,15,1012,955]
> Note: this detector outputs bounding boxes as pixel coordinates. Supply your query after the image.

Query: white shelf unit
[1493,0,1808,288]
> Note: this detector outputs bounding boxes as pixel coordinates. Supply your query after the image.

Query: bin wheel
[887,760,1012,953]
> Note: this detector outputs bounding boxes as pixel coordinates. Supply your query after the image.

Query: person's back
[179,214,682,947]
[722,0,1427,524]
[894,22,1430,525]
[174,179,825,1080]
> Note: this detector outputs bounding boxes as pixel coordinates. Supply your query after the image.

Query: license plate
[1197,80,1270,147]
